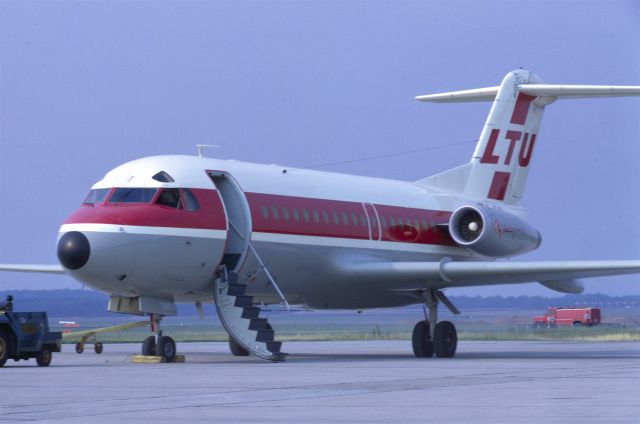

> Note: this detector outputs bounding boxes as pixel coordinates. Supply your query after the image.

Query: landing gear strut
[412,288,458,358]
[142,314,176,362]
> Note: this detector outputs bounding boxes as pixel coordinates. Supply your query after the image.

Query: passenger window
[156,188,182,208]
[271,206,279,221]
[332,211,339,225]
[109,188,157,204]
[351,212,358,226]
[182,189,199,211]
[341,212,349,226]
[421,218,429,230]
[360,213,367,226]
[292,208,300,222]
[312,209,320,223]
[83,188,110,205]
[322,210,330,224]
[303,209,310,222]
[282,208,290,221]
[397,217,403,226]
[380,215,387,229]
[414,218,420,228]
[390,217,396,227]
[261,206,269,220]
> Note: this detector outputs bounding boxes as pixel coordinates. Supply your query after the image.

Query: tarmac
[1,340,639,423]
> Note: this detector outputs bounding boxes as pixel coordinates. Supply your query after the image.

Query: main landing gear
[412,288,459,358]
[141,314,176,362]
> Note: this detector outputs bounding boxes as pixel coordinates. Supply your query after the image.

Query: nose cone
[57,231,91,270]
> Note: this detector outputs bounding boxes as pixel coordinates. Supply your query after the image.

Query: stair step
[241,307,260,320]
[234,295,254,308]
[249,318,269,330]
[266,341,282,354]
[226,284,246,296]
[256,329,274,342]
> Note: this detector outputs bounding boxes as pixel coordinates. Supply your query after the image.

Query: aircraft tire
[94,342,103,354]
[156,336,176,363]
[36,347,52,367]
[142,336,156,356]
[229,336,250,356]
[412,320,434,358]
[434,321,457,358]
[75,342,84,354]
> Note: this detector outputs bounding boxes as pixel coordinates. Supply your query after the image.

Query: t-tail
[416,69,640,204]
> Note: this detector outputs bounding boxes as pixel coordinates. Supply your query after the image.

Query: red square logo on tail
[488,171,511,201]
[510,93,536,125]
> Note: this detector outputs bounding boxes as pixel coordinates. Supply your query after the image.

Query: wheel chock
[130,354,185,364]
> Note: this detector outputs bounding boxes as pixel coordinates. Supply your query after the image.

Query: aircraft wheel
[75,342,84,354]
[156,336,176,363]
[412,320,434,358]
[36,347,53,367]
[229,336,249,356]
[94,342,103,354]
[142,336,156,356]
[434,321,457,358]
[0,331,10,367]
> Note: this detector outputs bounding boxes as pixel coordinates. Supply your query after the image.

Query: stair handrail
[228,221,291,311]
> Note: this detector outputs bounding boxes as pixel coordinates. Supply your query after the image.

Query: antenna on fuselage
[195,144,220,158]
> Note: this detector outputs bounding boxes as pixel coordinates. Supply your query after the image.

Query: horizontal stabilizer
[519,84,640,99]
[415,86,499,103]
[0,264,67,274]
[416,84,640,103]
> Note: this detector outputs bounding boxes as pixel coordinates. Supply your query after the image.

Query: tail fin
[416,69,640,204]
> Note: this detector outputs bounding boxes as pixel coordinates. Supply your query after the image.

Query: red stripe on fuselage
[247,193,455,246]
[64,188,227,230]
[65,189,455,246]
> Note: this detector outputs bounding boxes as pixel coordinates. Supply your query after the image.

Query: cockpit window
[152,171,175,183]
[182,189,199,211]
[156,188,182,208]
[108,188,157,203]
[83,188,110,205]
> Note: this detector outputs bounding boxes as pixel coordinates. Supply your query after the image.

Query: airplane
[1,69,639,362]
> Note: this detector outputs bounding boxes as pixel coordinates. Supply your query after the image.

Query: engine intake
[449,205,541,258]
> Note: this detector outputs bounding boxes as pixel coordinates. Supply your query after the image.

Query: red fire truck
[533,307,601,327]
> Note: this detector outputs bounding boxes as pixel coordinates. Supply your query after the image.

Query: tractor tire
[36,347,53,367]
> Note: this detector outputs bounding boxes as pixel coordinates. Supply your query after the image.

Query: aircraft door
[206,171,252,272]
[363,203,381,241]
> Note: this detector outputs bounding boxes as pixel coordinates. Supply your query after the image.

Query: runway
[2,341,639,423]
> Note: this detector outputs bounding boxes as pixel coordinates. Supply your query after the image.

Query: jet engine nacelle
[448,205,542,258]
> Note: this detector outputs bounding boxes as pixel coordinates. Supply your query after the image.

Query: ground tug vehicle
[0,310,62,367]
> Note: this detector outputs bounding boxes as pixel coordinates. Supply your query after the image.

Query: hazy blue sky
[1,0,638,297]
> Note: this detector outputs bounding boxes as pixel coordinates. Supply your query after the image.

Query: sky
[0,0,639,298]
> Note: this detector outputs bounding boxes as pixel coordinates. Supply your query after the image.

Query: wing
[0,264,67,274]
[335,258,640,293]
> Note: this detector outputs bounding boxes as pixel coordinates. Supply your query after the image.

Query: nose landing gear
[412,288,459,358]
[141,314,176,362]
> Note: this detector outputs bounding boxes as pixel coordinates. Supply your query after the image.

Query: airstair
[207,170,288,361]
[213,249,288,362]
